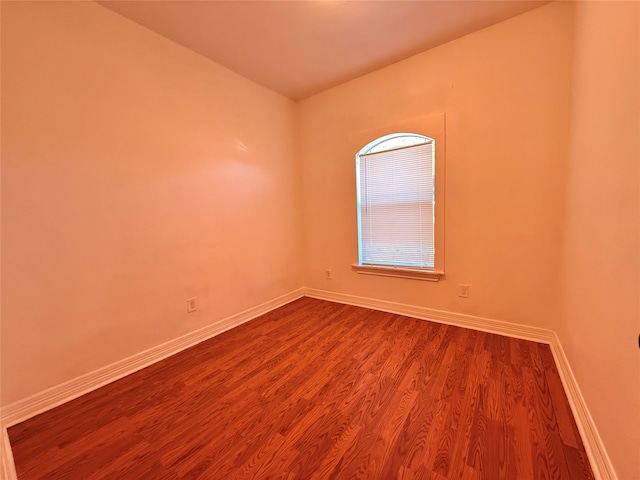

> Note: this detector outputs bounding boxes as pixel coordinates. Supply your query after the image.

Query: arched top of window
[360,133,433,155]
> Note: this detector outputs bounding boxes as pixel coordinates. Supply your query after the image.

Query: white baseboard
[303,288,555,343]
[549,333,618,480]
[1,288,305,429]
[303,287,617,480]
[1,428,18,480]
[0,287,616,480]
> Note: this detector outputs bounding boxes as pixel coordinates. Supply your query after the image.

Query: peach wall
[0,1,302,405]
[299,2,574,329]
[559,2,640,478]
[3,5,637,478]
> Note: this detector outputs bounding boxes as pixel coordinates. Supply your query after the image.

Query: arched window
[355,132,438,277]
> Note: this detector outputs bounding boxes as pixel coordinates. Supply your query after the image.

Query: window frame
[350,113,445,281]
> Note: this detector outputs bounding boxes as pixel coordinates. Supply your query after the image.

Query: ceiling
[98,0,550,101]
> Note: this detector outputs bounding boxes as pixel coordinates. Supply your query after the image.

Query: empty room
[1,0,638,479]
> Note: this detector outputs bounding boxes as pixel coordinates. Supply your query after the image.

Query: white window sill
[351,263,443,282]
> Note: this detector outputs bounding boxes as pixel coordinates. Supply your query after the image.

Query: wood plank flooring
[8,297,595,479]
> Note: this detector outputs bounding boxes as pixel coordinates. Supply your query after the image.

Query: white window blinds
[358,140,434,268]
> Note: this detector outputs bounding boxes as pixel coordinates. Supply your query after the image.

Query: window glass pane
[357,135,435,269]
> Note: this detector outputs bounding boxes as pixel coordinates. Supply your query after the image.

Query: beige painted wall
[0,1,302,405]
[299,2,574,329]
[559,2,640,478]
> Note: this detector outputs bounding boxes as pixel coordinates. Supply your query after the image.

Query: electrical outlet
[458,284,470,298]
[186,297,197,313]
[325,269,332,280]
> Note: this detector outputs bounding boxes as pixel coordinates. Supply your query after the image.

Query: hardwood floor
[8,297,594,479]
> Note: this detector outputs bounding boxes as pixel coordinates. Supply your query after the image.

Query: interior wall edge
[1,289,616,480]
[0,427,18,480]
[305,287,616,480]
[549,332,618,480]
[0,288,305,428]
[303,288,554,343]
